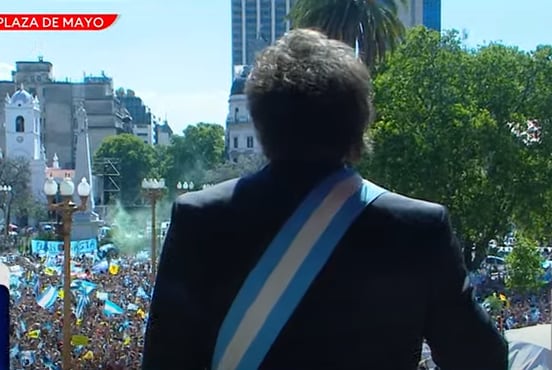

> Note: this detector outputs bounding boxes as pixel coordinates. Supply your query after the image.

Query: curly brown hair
[245,28,374,162]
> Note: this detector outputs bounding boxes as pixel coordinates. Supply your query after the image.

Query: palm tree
[288,0,407,68]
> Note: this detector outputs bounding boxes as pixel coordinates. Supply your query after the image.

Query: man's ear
[0,262,8,289]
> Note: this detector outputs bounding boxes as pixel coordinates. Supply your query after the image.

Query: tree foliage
[289,0,406,67]
[360,27,552,268]
[0,157,35,225]
[94,134,156,205]
[161,123,225,193]
[505,234,545,295]
[203,154,267,184]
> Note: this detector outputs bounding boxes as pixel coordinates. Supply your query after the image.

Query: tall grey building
[231,0,295,70]
[231,0,440,72]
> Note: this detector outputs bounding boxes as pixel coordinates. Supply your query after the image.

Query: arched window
[15,116,24,133]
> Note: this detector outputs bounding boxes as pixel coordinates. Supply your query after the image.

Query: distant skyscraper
[231,0,295,71]
[398,0,441,32]
[422,0,441,31]
[231,0,440,74]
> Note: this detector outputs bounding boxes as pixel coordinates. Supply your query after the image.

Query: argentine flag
[103,299,124,316]
[137,286,150,300]
[19,350,35,366]
[71,280,97,295]
[36,286,58,309]
[75,294,90,319]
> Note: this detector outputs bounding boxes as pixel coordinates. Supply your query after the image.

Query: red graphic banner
[0,14,118,31]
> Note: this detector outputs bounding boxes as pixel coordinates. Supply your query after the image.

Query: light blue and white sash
[212,168,387,370]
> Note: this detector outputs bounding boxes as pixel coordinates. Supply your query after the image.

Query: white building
[133,123,152,145]
[4,87,47,200]
[225,66,262,161]
[154,121,173,146]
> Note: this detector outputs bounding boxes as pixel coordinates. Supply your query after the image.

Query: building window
[246,136,254,148]
[15,116,24,132]
[233,136,239,148]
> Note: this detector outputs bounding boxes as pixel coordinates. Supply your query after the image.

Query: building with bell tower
[5,86,42,160]
[4,86,47,199]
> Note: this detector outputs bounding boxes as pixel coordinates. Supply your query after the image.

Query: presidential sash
[212,168,387,370]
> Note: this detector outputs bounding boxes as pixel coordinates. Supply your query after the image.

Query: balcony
[226,116,251,125]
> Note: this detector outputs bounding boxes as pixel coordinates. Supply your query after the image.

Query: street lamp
[0,185,12,237]
[202,183,214,190]
[43,174,90,370]
[176,181,194,195]
[142,178,165,279]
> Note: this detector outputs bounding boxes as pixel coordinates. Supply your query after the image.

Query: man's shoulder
[367,183,447,230]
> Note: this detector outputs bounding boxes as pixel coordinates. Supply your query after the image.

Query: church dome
[11,88,33,105]
[230,65,252,96]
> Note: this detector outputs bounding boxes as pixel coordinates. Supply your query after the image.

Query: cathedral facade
[0,58,130,170]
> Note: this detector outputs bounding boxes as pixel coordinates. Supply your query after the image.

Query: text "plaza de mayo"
[0,14,118,31]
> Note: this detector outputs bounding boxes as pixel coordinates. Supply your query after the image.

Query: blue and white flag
[118,320,130,332]
[530,308,541,323]
[11,290,21,304]
[9,274,20,289]
[137,286,149,300]
[92,260,108,273]
[37,286,58,309]
[10,345,19,359]
[19,350,36,367]
[42,355,61,370]
[32,276,41,297]
[75,294,90,319]
[71,280,97,295]
[103,299,124,315]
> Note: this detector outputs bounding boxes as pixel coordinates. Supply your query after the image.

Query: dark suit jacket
[142,161,508,370]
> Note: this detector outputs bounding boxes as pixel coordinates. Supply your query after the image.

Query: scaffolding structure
[93,158,121,219]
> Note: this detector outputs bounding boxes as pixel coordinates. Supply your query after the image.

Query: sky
[0,0,551,135]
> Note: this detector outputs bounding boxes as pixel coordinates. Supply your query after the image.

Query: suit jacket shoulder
[371,190,446,227]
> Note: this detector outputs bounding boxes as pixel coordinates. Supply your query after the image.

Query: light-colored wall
[226,93,263,159]
[398,0,424,28]
[133,124,152,145]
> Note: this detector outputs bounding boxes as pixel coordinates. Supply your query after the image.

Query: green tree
[161,123,225,192]
[505,233,545,295]
[0,157,34,227]
[360,27,534,268]
[289,0,406,67]
[203,154,267,184]
[94,134,156,206]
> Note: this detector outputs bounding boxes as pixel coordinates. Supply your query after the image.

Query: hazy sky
[0,0,550,134]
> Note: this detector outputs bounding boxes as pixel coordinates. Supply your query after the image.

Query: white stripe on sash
[216,174,363,370]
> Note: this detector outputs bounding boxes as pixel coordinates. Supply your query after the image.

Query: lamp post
[142,178,165,279]
[176,181,194,195]
[202,183,214,190]
[0,185,12,237]
[43,174,91,370]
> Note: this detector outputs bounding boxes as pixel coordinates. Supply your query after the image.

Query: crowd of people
[473,271,551,331]
[5,246,551,369]
[7,252,152,369]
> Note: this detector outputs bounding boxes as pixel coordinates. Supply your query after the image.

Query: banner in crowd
[30,238,98,256]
